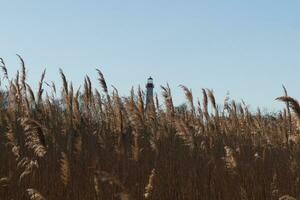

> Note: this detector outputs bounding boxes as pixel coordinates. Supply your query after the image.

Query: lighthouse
[145,77,154,108]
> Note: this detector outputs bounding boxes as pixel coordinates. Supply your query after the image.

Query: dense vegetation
[0,57,299,200]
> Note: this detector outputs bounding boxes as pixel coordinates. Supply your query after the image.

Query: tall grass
[0,57,300,200]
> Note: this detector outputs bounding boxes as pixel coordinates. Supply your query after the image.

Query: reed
[0,56,299,199]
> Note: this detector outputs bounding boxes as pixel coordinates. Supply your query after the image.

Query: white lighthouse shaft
[146,77,154,108]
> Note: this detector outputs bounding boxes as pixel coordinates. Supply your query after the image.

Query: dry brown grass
[0,56,299,199]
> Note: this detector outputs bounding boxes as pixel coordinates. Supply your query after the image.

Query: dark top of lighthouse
[146,77,154,88]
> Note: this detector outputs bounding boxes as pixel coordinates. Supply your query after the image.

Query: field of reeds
[0,57,300,200]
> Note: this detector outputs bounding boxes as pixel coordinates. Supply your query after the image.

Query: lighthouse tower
[145,77,154,108]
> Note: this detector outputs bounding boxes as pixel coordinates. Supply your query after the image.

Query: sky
[0,0,300,112]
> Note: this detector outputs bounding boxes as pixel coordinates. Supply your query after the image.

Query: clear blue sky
[1,0,300,111]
